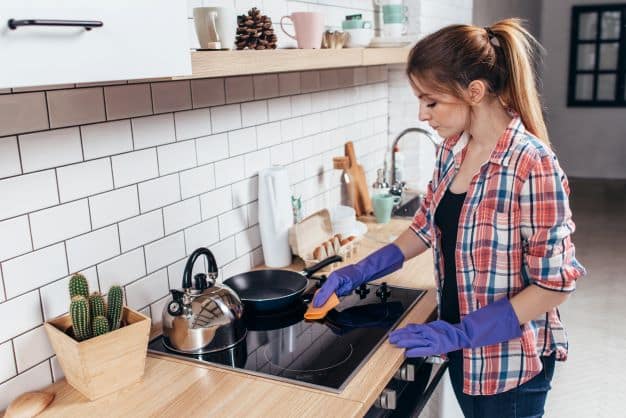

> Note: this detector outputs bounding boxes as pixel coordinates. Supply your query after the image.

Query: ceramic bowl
[344,28,374,48]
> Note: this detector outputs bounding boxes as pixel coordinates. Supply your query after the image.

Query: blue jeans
[447,350,556,418]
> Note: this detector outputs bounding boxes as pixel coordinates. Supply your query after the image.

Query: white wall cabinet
[0,0,191,89]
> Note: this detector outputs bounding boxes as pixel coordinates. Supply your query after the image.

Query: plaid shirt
[410,116,586,395]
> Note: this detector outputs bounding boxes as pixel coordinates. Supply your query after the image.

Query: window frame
[567,4,626,107]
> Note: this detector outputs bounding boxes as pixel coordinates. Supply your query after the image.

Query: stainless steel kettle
[162,248,246,354]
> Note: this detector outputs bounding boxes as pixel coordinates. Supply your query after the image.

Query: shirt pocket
[471,205,523,306]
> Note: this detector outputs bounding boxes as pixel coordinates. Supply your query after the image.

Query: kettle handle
[182,248,218,289]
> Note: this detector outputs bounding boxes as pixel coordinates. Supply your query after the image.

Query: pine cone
[235,8,278,50]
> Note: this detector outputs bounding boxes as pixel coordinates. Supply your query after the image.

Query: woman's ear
[467,80,487,105]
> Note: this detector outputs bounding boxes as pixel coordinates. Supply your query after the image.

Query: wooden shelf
[172,47,410,79]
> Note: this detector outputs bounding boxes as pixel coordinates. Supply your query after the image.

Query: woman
[313,19,586,417]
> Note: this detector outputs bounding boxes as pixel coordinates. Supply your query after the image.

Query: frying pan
[224,255,342,313]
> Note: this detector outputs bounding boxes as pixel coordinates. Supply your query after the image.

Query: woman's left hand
[388,321,466,357]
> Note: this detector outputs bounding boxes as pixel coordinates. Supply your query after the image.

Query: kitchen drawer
[0,0,191,89]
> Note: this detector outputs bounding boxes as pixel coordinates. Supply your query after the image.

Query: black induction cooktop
[148,279,424,393]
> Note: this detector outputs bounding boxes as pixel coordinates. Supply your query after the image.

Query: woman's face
[410,75,470,138]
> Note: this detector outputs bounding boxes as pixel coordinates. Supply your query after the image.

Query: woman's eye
[426,102,437,108]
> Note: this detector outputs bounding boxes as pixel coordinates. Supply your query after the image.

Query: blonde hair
[406,18,550,147]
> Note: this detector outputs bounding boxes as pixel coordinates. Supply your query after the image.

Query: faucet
[389,127,440,196]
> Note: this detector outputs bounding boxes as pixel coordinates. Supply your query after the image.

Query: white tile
[184,218,220,253]
[0,137,21,179]
[131,114,176,149]
[250,246,264,266]
[293,136,314,161]
[13,326,53,373]
[256,121,282,149]
[241,101,268,127]
[119,210,164,252]
[200,186,232,220]
[235,225,261,257]
[97,248,146,290]
[57,158,113,202]
[0,361,51,412]
[209,237,236,268]
[125,269,169,310]
[270,143,294,166]
[247,201,259,227]
[0,92,48,137]
[253,74,279,100]
[164,198,201,235]
[180,164,215,199]
[89,186,139,229]
[112,148,158,188]
[191,78,226,108]
[0,290,42,343]
[302,113,322,136]
[225,76,254,103]
[228,127,257,156]
[51,356,64,381]
[174,108,212,141]
[138,174,180,213]
[166,257,189,289]
[30,199,91,248]
[0,341,16,382]
[2,243,67,299]
[221,254,251,280]
[150,295,169,329]
[211,104,242,133]
[278,72,301,96]
[0,267,4,301]
[196,133,229,165]
[310,91,329,112]
[0,216,32,262]
[301,71,321,93]
[280,117,303,142]
[218,206,248,239]
[47,88,105,129]
[244,149,270,177]
[157,140,197,176]
[66,225,119,272]
[151,81,192,113]
[267,97,292,122]
[81,120,133,160]
[321,109,340,130]
[144,232,186,273]
[231,177,258,207]
[0,170,59,220]
[104,83,152,120]
[40,267,98,320]
[214,156,245,188]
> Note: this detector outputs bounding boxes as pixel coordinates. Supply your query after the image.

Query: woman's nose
[418,106,430,122]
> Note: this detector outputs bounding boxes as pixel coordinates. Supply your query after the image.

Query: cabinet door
[0,0,191,89]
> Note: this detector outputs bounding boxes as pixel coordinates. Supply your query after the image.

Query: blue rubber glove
[312,243,405,308]
[388,297,522,357]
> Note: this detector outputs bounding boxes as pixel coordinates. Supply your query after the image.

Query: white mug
[193,7,237,50]
[383,22,408,38]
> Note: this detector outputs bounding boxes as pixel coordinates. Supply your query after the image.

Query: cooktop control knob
[394,362,415,381]
[376,282,391,301]
[375,388,397,410]
[355,283,370,299]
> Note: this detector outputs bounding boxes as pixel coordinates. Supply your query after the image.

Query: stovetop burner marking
[262,344,354,373]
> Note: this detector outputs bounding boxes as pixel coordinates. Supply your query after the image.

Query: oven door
[365,356,448,418]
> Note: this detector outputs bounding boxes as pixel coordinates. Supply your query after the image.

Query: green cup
[372,194,401,224]
[382,5,407,24]
[342,19,372,29]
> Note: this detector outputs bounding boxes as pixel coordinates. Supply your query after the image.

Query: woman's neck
[466,99,513,149]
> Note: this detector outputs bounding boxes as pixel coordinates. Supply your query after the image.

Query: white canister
[258,166,294,267]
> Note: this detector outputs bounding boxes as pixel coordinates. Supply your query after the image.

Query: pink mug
[280,12,325,49]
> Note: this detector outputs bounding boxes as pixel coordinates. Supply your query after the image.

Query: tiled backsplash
[0,66,389,407]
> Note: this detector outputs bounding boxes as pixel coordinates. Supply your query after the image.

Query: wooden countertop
[27,218,437,418]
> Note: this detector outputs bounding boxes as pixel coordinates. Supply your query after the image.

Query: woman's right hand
[312,265,360,307]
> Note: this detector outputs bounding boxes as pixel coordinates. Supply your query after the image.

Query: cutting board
[334,142,372,217]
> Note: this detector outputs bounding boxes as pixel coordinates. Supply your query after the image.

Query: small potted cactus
[44,274,151,400]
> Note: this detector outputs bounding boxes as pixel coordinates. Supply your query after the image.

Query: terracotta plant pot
[44,307,151,400]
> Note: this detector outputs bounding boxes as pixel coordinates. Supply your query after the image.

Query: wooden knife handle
[345,141,357,168]
[332,156,349,170]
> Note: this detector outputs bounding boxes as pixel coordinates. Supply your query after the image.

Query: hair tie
[483,26,500,47]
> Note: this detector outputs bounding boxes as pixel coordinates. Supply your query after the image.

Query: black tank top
[434,188,466,324]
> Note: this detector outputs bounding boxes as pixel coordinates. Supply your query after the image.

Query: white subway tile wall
[0,0,473,407]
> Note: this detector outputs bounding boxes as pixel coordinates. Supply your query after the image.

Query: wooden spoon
[4,391,54,418]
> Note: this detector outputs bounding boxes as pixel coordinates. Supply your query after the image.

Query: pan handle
[301,255,343,277]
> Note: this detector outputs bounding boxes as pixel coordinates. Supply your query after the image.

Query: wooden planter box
[44,307,151,400]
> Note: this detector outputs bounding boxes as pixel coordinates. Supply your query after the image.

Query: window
[568,4,626,106]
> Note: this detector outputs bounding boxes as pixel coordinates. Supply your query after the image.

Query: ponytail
[406,18,550,147]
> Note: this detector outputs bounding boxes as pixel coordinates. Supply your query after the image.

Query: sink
[392,191,423,218]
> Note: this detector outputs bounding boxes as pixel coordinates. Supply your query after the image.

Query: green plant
[67,274,125,341]
[89,292,106,318]
[69,274,89,299]
[92,315,110,337]
[70,295,91,341]
[107,285,123,331]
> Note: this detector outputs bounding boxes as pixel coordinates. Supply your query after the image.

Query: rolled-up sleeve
[410,180,434,248]
[519,153,586,292]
